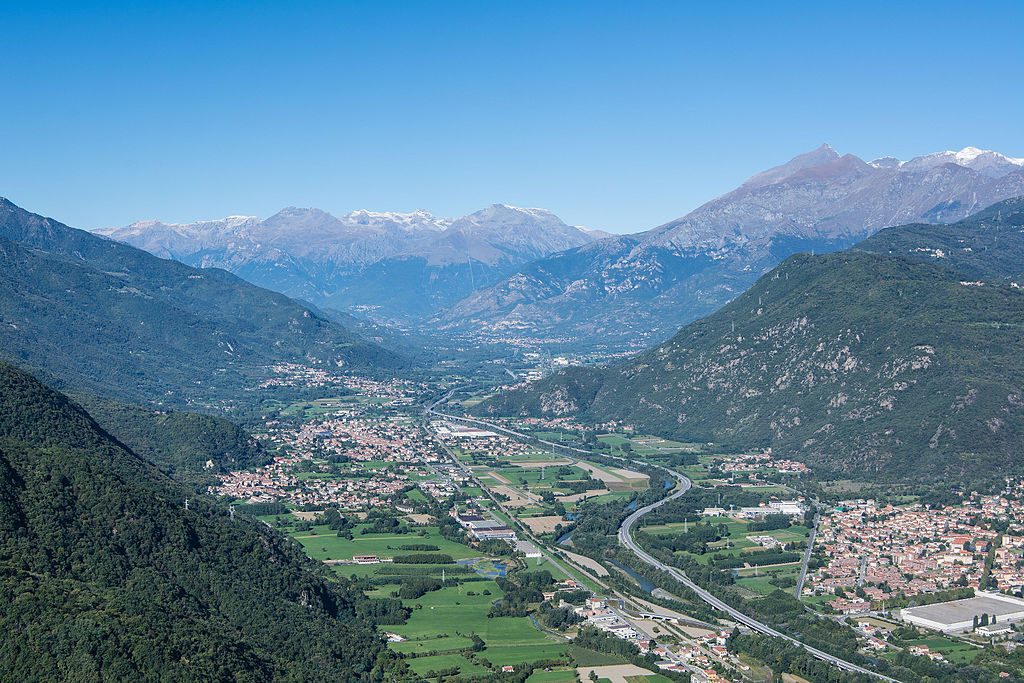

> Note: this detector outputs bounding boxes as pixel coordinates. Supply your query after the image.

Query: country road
[795,512,820,598]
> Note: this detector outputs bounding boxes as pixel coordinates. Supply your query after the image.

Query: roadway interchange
[426,400,901,680]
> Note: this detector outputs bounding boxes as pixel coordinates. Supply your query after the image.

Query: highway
[424,401,898,680]
[618,467,898,681]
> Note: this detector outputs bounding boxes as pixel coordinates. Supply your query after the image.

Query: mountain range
[99,145,1024,346]
[439,145,1024,346]
[99,203,605,324]
[474,198,1024,482]
[0,197,402,408]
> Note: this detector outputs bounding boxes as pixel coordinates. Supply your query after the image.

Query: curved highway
[619,467,897,681]
[425,402,896,680]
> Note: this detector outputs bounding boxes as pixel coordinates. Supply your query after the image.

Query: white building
[901,593,1024,633]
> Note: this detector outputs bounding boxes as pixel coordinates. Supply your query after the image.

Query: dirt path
[559,549,609,577]
[575,462,624,483]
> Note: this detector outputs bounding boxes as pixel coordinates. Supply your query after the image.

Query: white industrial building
[901,592,1024,633]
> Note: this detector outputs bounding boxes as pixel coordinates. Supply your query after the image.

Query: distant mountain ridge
[475,198,1024,481]
[98,203,602,323]
[440,145,1024,347]
[0,197,402,407]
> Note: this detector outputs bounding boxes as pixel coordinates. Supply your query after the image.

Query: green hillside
[477,199,1024,481]
[856,196,1024,284]
[0,198,404,407]
[0,362,395,681]
[78,395,270,488]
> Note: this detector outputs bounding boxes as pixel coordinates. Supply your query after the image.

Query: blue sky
[2,1,1022,233]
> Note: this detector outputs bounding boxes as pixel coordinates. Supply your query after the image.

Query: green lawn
[526,668,578,683]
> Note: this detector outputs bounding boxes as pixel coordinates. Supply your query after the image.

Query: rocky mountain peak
[741,143,842,189]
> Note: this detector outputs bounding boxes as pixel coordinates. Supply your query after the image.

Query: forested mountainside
[78,394,270,488]
[0,362,397,681]
[855,196,1024,284]
[441,146,1024,347]
[0,198,403,406]
[476,199,1024,481]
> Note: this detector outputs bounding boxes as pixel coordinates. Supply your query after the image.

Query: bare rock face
[440,146,1024,347]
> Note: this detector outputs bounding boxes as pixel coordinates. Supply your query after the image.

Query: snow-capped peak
[343,208,449,231]
[900,146,1024,178]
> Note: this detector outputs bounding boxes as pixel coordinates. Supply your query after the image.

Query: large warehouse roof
[903,594,1024,628]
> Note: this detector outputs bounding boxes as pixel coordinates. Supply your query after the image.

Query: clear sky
[2,1,1022,234]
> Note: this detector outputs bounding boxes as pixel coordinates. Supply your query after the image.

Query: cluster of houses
[808,491,1024,601]
[209,454,411,508]
[256,363,420,398]
[714,452,810,474]
[212,395,454,509]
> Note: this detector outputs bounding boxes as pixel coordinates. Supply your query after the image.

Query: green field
[580,491,634,505]
[525,668,579,683]
[533,431,580,443]
[735,570,798,596]
[405,652,490,677]
[639,515,808,573]
[290,524,479,562]
[905,636,980,664]
[387,583,562,652]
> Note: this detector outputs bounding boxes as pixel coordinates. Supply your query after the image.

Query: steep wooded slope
[0,362,392,681]
[477,200,1024,480]
[0,198,403,406]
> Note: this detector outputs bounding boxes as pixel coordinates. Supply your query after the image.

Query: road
[794,511,820,598]
[618,467,898,681]
[425,402,897,680]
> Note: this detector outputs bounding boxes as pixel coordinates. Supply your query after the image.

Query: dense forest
[0,361,401,681]
[79,394,270,487]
